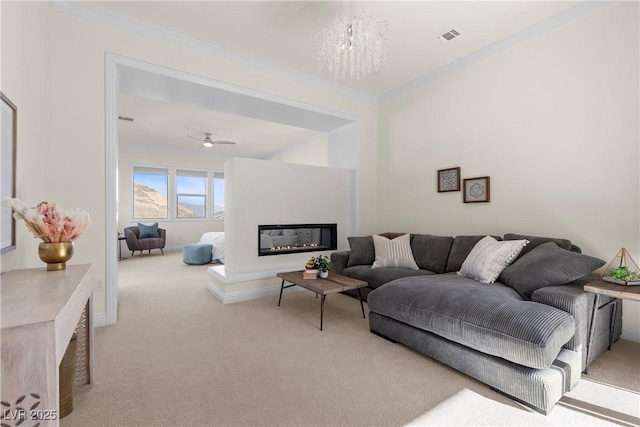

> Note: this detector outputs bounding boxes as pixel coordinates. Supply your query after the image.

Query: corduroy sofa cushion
[367,274,575,369]
[500,242,605,299]
[343,265,435,290]
[411,234,454,274]
[347,236,375,267]
[503,233,573,259]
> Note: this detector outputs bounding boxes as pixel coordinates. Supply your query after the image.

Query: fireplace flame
[270,243,319,252]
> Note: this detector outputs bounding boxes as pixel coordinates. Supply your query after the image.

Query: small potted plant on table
[314,254,333,279]
[601,248,640,286]
[603,266,640,286]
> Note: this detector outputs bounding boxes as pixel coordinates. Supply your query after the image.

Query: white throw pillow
[458,235,529,284]
[372,234,419,270]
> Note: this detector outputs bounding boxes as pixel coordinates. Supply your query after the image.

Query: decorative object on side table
[304,256,319,279]
[463,176,490,203]
[601,247,640,286]
[313,254,333,279]
[2,198,90,271]
[437,167,461,192]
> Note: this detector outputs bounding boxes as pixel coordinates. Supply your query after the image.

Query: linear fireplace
[258,223,337,256]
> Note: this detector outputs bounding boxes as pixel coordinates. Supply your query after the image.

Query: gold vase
[38,242,74,271]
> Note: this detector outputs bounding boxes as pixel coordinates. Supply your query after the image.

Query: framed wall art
[437,167,460,192]
[463,176,490,203]
[1,92,17,254]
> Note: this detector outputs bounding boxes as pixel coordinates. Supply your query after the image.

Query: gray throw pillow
[503,233,572,259]
[411,234,454,273]
[138,222,159,239]
[500,242,605,299]
[347,236,375,267]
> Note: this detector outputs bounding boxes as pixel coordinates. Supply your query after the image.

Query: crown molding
[379,1,613,103]
[49,0,377,105]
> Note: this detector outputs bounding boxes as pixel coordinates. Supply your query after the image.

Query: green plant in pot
[314,254,333,278]
[601,248,640,286]
[604,266,640,285]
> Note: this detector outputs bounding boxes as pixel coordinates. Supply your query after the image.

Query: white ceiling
[118,93,319,158]
[104,1,582,156]
[93,1,579,96]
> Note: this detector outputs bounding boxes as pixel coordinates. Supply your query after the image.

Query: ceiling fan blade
[187,134,204,141]
[213,141,236,145]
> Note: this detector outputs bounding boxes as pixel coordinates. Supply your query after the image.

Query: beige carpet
[62,251,640,427]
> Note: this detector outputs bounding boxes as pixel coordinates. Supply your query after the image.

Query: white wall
[266,134,328,166]
[0,3,52,275]
[0,2,378,316]
[118,143,226,249]
[225,158,350,274]
[377,2,640,336]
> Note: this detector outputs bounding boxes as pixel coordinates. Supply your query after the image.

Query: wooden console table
[1,264,94,426]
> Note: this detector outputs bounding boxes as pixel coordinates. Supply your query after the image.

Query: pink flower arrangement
[3,198,90,243]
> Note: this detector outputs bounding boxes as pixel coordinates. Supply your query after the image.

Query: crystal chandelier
[317,2,389,80]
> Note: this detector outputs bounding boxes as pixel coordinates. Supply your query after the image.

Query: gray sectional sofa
[331,232,621,414]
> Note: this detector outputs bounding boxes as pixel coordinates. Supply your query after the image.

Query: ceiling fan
[188,132,236,148]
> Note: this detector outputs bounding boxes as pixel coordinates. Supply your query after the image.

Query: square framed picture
[463,176,490,203]
[437,167,460,192]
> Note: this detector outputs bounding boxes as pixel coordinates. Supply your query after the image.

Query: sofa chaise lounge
[331,232,621,414]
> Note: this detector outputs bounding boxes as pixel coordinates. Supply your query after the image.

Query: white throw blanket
[199,232,225,263]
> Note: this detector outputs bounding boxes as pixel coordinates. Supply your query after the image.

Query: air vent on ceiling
[118,116,134,122]
[438,28,462,44]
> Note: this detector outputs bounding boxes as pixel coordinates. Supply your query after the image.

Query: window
[213,172,224,219]
[133,166,169,219]
[131,166,224,221]
[176,170,207,218]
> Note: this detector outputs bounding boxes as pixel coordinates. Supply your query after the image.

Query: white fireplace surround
[208,157,353,303]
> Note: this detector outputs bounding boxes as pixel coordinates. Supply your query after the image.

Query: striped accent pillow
[458,235,529,284]
[372,234,419,270]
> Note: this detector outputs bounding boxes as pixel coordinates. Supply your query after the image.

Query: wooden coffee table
[277,271,367,331]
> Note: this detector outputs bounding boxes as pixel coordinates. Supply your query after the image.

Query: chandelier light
[317,1,389,80]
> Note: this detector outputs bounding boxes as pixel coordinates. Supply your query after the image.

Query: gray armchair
[124,226,166,256]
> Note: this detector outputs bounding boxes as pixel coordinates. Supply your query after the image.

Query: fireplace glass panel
[258,224,337,256]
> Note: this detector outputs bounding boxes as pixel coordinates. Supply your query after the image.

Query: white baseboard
[93,313,108,327]
[207,281,302,304]
[206,281,225,303]
[621,326,640,343]
[207,264,302,284]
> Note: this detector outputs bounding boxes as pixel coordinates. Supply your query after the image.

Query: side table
[118,235,127,260]
[583,278,640,374]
